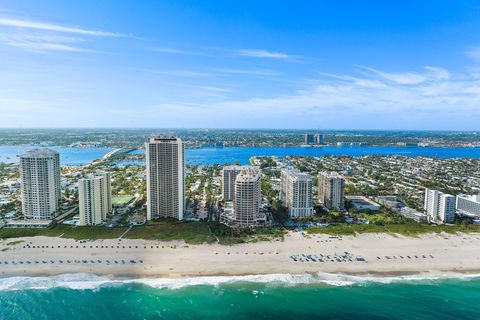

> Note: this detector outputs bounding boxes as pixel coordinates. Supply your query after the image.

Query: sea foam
[1,272,479,291]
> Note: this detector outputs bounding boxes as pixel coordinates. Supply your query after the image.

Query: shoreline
[1,232,480,279]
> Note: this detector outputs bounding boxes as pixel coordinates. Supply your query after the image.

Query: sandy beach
[1,232,480,278]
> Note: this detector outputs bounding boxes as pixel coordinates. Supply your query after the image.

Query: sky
[0,1,480,130]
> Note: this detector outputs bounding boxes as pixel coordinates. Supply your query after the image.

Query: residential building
[146,136,185,220]
[314,133,324,144]
[375,195,405,209]
[221,168,263,228]
[78,171,112,226]
[318,171,345,210]
[280,167,313,218]
[20,148,61,220]
[456,194,480,217]
[304,133,315,144]
[222,165,244,201]
[399,207,428,223]
[424,188,456,223]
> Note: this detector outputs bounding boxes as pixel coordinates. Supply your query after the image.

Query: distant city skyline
[1,1,480,129]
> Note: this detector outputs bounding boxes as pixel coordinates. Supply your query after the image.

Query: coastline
[2,232,480,280]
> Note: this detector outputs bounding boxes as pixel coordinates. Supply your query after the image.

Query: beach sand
[1,232,480,278]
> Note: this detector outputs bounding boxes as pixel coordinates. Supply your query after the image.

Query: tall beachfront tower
[78,171,112,226]
[222,165,244,201]
[424,188,456,223]
[146,136,185,220]
[318,171,345,210]
[280,167,313,218]
[233,168,261,227]
[20,148,61,220]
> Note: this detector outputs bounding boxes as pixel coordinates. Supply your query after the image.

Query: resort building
[318,171,345,210]
[20,148,61,220]
[280,167,314,218]
[78,171,112,226]
[222,165,245,201]
[456,194,480,218]
[221,168,267,228]
[146,136,185,220]
[424,188,456,223]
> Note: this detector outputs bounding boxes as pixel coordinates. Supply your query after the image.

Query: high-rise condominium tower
[146,136,185,220]
[20,148,61,220]
[222,165,245,201]
[280,167,313,218]
[78,171,112,226]
[318,171,345,210]
[424,188,456,223]
[314,133,324,144]
[304,133,315,144]
[233,168,261,227]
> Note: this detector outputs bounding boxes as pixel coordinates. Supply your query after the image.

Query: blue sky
[0,1,480,129]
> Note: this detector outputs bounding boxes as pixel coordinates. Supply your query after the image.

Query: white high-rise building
[78,171,112,226]
[233,168,261,227]
[424,188,456,223]
[280,167,313,218]
[20,148,61,220]
[146,136,185,220]
[314,133,324,144]
[222,165,244,201]
[318,171,345,210]
[456,194,480,217]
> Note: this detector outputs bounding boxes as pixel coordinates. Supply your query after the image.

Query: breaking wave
[1,272,479,291]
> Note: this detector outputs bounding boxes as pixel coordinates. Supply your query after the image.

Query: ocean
[1,273,480,320]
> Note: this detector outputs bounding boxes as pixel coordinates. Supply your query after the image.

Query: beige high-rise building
[233,168,261,227]
[146,136,185,220]
[78,171,112,226]
[20,148,61,220]
[318,171,345,210]
[280,167,313,218]
[222,165,245,201]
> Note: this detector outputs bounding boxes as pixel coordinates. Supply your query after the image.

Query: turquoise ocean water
[1,273,480,320]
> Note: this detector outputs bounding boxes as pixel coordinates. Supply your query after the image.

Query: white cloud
[0,13,124,52]
[0,16,120,37]
[143,66,480,129]
[466,49,480,59]
[357,66,450,85]
[237,49,290,59]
